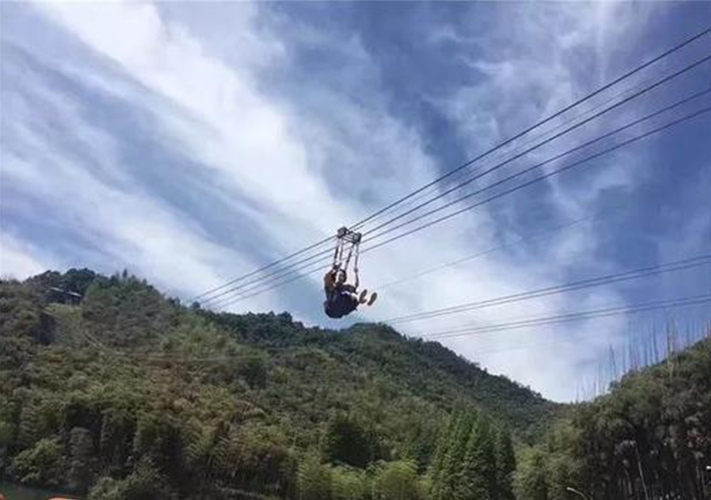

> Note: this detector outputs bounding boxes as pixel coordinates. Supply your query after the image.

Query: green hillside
[514,333,711,500]
[0,270,556,499]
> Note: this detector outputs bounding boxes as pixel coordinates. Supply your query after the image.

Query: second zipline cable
[207,61,711,306]
[211,98,711,308]
[192,26,711,305]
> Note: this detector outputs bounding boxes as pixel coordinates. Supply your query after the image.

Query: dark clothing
[324,286,359,319]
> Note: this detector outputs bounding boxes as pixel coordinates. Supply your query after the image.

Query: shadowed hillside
[514,331,711,500]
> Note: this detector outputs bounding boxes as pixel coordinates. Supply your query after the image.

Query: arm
[324,270,336,291]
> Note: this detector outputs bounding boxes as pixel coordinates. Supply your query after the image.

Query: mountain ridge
[0,268,556,498]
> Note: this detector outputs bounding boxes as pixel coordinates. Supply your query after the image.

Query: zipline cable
[208,77,711,307]
[214,105,711,309]
[214,205,625,306]
[357,73,660,226]
[439,317,711,356]
[192,27,711,304]
[190,235,336,302]
[349,26,711,231]
[200,244,336,305]
[360,105,711,255]
[372,205,626,292]
[137,294,711,364]
[359,57,711,240]
[418,294,711,339]
[211,98,711,308]
[380,254,711,324]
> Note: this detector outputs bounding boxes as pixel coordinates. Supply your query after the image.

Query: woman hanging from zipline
[323,227,377,319]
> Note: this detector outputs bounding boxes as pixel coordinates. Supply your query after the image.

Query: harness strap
[332,241,341,269]
[333,236,347,271]
[331,227,362,282]
[343,242,355,272]
[353,240,361,286]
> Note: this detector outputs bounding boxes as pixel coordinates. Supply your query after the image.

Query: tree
[458,415,496,500]
[331,466,369,500]
[428,411,457,492]
[87,458,171,500]
[372,460,425,500]
[239,352,268,389]
[10,437,63,486]
[430,410,475,500]
[514,448,549,500]
[495,427,516,500]
[68,426,95,491]
[298,454,332,500]
[323,415,373,468]
[0,270,558,498]
[404,412,441,473]
[87,477,127,500]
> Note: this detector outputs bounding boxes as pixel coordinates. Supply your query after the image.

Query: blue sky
[1,1,710,401]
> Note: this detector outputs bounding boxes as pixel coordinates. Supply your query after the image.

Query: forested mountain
[4,269,709,500]
[514,333,711,500]
[0,270,555,499]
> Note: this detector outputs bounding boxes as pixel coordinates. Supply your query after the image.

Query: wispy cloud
[0,231,59,280]
[1,1,708,401]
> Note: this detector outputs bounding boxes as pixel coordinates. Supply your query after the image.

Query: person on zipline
[323,267,377,319]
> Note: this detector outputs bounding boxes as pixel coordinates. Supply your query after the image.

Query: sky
[1,1,710,402]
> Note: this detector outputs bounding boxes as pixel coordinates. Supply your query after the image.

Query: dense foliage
[514,334,711,500]
[429,409,516,500]
[0,270,554,499]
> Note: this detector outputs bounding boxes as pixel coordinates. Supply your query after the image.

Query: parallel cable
[361,105,711,255]
[381,254,711,325]
[360,58,711,241]
[203,53,711,307]
[359,74,659,227]
[349,26,711,231]
[190,235,335,302]
[436,314,711,355]
[192,27,711,304]
[419,294,711,340]
[133,295,711,365]
[200,244,335,305]
[372,206,625,292]
[212,103,711,308]
[212,85,710,305]
[213,79,711,306]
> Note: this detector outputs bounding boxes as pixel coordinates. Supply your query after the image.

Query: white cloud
[0,253,42,281]
[368,2,662,399]
[28,1,442,292]
[0,233,59,280]
[2,1,694,401]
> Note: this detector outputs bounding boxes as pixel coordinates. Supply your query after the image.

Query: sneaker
[359,289,368,304]
[367,292,378,306]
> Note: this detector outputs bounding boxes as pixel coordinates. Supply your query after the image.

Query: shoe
[367,292,378,306]
[359,289,368,304]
